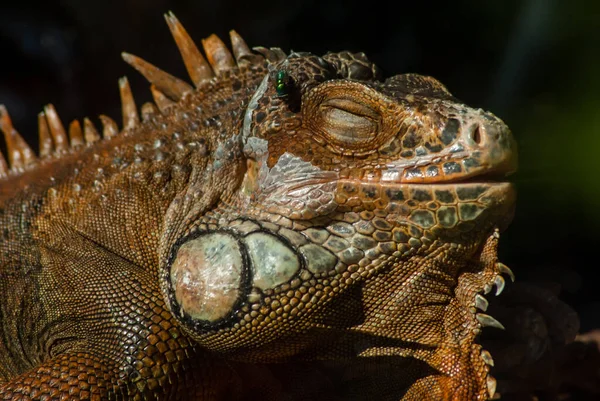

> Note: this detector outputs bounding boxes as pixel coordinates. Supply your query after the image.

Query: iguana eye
[318,98,380,146]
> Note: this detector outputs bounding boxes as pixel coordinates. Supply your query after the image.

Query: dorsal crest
[0,12,276,179]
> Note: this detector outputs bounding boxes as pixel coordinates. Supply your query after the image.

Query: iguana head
[157,23,517,400]
[238,51,516,219]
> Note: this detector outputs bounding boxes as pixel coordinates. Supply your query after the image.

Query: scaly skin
[0,14,517,400]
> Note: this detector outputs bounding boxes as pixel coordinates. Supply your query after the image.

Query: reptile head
[164,44,517,398]
[238,51,516,221]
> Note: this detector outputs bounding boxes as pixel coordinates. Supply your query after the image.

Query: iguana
[0,11,523,400]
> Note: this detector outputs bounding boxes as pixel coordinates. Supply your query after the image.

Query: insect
[275,69,292,97]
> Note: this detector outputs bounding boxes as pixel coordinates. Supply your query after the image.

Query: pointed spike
[0,105,35,169]
[484,283,493,295]
[140,102,159,122]
[118,77,140,131]
[38,112,53,158]
[487,375,497,398]
[44,104,68,152]
[201,34,235,75]
[83,118,101,144]
[164,12,214,86]
[0,105,11,126]
[13,133,36,166]
[270,47,287,60]
[253,46,287,63]
[229,30,251,60]
[481,349,494,367]
[122,52,193,101]
[476,313,505,330]
[497,262,515,282]
[150,85,176,113]
[0,106,22,169]
[494,275,506,296]
[229,30,259,65]
[99,115,119,139]
[0,151,7,177]
[253,46,274,61]
[474,294,489,312]
[68,120,84,147]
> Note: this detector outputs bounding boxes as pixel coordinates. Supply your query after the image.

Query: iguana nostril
[470,124,483,145]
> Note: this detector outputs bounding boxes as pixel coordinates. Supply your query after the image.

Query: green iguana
[0,11,546,400]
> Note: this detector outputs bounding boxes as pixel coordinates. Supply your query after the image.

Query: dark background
[0,0,598,332]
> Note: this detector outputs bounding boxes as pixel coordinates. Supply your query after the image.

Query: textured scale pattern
[0,11,537,401]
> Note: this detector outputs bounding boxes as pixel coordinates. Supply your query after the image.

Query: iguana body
[0,13,519,400]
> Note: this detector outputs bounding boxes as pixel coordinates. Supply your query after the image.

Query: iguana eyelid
[317,103,378,147]
[319,98,381,122]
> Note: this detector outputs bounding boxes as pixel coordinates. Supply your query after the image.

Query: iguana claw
[477,313,505,330]
[481,349,494,366]
[487,375,498,398]
[494,275,506,296]
[497,262,515,282]
[475,294,489,311]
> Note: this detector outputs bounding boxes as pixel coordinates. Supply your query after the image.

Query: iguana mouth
[349,134,518,185]
[383,153,517,185]
[382,171,514,185]
[339,165,516,186]
[442,171,515,184]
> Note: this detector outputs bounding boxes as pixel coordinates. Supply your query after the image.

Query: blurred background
[0,0,598,382]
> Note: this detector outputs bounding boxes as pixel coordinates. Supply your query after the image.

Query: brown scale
[0,7,542,401]
[0,12,267,400]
